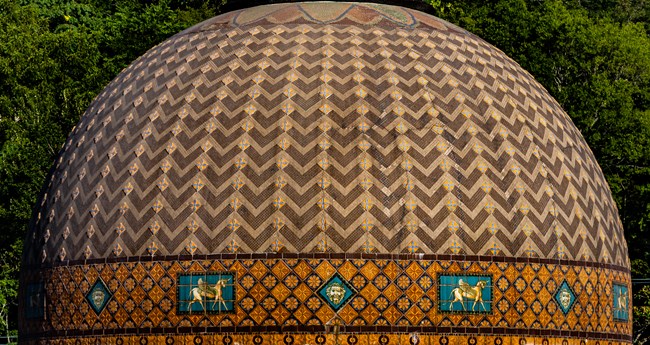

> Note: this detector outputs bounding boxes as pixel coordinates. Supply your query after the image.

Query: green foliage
[633,259,650,345]
[0,0,215,336]
[635,285,650,345]
[0,240,20,343]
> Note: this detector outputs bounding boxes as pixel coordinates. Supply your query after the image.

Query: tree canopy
[0,0,649,342]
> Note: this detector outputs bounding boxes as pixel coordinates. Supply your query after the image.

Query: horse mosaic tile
[24,283,44,320]
[613,283,629,321]
[438,275,492,313]
[176,272,235,314]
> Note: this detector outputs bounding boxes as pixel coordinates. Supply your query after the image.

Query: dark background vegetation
[0,0,649,342]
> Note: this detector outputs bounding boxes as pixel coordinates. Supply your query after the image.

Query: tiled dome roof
[20,4,632,344]
[25,2,628,266]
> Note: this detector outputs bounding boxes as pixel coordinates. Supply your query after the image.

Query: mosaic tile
[439,275,492,313]
[319,273,356,311]
[176,272,234,314]
[613,283,629,321]
[15,334,636,345]
[86,279,111,314]
[19,6,634,345]
[555,281,576,315]
[24,283,44,320]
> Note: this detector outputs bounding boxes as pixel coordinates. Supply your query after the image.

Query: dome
[20,3,632,345]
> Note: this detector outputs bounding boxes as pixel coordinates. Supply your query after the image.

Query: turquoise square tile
[613,283,629,321]
[25,283,45,319]
[177,272,235,314]
[439,275,492,313]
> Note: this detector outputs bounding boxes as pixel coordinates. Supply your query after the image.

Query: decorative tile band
[20,257,631,342]
[17,333,634,345]
[34,253,632,274]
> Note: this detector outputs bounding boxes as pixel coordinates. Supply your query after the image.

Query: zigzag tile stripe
[25,13,626,266]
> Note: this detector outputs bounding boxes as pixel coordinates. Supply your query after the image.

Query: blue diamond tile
[319,273,356,311]
[86,279,111,314]
[554,281,575,314]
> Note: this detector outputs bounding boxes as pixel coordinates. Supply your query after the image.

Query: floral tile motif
[439,275,492,313]
[177,272,235,314]
[613,283,629,321]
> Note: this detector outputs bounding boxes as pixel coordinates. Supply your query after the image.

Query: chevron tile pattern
[20,3,633,344]
[24,3,627,269]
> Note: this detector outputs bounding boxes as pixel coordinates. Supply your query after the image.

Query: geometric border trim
[38,253,632,274]
[19,326,635,342]
[20,257,632,343]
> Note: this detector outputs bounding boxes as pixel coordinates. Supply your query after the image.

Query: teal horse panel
[613,283,629,321]
[177,272,235,314]
[439,275,492,313]
[25,283,45,319]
